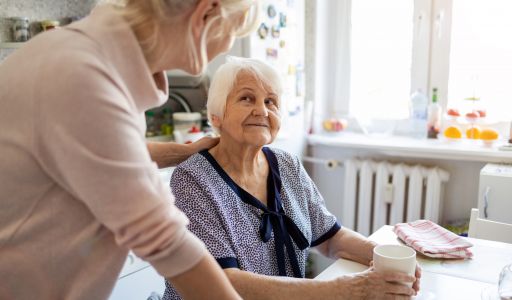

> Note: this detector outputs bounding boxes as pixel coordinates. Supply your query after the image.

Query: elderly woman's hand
[370,260,422,295]
[413,262,422,294]
[334,266,417,300]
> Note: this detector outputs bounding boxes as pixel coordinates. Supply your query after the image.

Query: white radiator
[342,159,450,236]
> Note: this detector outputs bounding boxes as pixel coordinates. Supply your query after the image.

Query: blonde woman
[0,1,258,299]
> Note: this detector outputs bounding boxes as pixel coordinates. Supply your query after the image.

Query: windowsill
[307,132,512,163]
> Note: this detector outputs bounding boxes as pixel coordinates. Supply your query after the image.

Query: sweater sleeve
[33,50,206,278]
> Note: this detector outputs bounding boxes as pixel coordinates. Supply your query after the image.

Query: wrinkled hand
[370,260,422,295]
[188,136,220,153]
[336,266,417,300]
[413,263,421,294]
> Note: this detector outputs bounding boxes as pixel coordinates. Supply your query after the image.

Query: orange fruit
[466,126,481,139]
[444,126,462,139]
[480,128,499,141]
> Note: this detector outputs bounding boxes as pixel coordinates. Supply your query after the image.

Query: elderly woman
[164,57,421,300]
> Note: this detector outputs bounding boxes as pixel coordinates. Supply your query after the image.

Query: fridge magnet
[279,12,287,27]
[267,5,277,18]
[257,23,268,39]
[271,25,280,38]
[279,40,286,48]
[266,48,278,59]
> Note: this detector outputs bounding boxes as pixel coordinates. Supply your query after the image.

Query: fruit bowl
[465,112,480,123]
[443,126,463,139]
[446,108,460,121]
[466,126,481,139]
[480,128,499,146]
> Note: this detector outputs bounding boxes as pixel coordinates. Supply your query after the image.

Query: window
[325,0,512,122]
[447,0,512,121]
[350,0,414,120]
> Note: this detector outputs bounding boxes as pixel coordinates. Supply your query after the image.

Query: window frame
[324,0,456,119]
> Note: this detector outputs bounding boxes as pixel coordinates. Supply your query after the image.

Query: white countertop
[316,226,512,300]
[308,132,512,163]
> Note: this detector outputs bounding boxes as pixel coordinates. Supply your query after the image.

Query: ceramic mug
[373,244,416,288]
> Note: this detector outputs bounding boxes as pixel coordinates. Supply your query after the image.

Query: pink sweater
[0,5,205,299]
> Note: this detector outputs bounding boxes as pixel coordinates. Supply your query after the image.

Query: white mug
[373,244,416,288]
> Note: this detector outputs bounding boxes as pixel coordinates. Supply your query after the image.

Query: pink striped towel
[393,220,473,259]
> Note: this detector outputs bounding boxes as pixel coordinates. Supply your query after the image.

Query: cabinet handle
[483,186,490,218]
[127,253,135,265]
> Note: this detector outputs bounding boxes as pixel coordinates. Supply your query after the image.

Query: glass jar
[40,20,60,31]
[12,17,30,42]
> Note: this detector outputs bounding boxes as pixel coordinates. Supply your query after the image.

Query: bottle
[40,20,60,31]
[409,89,428,138]
[160,108,173,136]
[145,111,157,137]
[410,89,428,120]
[12,17,30,42]
[427,87,442,139]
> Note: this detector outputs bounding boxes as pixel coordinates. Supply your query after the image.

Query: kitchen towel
[393,220,473,259]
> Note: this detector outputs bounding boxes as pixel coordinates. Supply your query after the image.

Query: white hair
[207,56,284,134]
[101,0,260,75]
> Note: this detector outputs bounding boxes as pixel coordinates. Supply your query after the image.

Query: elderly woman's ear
[210,114,222,128]
[190,0,221,39]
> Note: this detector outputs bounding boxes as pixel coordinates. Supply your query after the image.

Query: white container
[173,112,201,132]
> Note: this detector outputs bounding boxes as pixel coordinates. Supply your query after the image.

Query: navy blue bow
[259,209,309,277]
[257,148,309,277]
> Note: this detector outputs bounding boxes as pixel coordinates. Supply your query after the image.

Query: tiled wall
[0,0,97,61]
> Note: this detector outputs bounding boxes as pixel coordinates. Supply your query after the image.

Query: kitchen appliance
[146,71,210,141]
[478,163,512,224]
[166,73,209,115]
[145,73,210,136]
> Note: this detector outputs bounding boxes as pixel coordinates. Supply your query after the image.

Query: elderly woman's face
[217,71,281,146]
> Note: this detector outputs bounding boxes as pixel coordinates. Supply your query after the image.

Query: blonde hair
[207,56,284,134]
[106,0,260,74]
